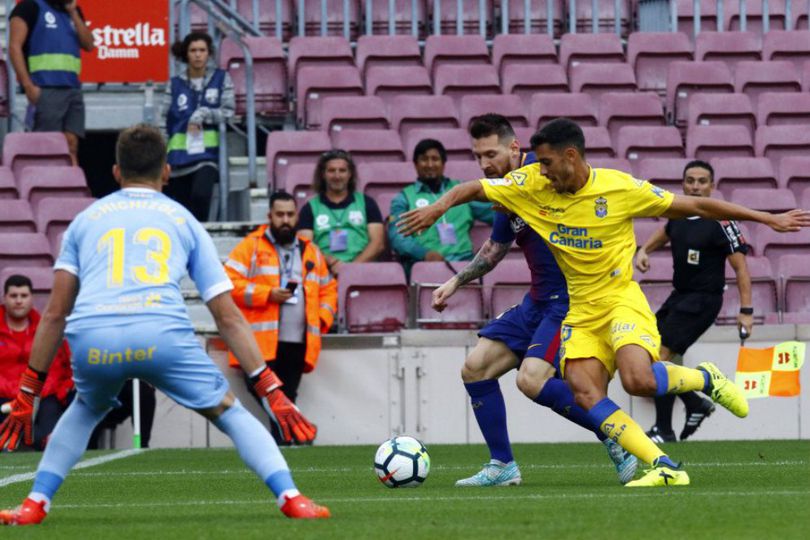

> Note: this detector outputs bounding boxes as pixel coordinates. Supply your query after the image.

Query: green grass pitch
[0,440,808,539]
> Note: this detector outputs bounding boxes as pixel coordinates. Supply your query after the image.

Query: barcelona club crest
[594,197,608,218]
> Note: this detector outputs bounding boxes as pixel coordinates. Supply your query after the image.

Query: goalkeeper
[0,125,329,525]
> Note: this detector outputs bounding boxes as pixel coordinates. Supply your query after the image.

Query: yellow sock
[601,409,665,466]
[664,364,707,394]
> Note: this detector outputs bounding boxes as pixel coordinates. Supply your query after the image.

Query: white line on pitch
[0,449,145,488]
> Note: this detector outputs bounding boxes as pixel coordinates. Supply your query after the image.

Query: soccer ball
[374,436,430,488]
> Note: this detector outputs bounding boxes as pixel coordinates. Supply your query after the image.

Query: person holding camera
[224,191,337,442]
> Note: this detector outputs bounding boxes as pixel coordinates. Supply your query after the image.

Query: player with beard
[225,191,337,444]
[434,115,637,486]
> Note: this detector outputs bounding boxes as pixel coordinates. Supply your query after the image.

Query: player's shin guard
[464,380,513,464]
[534,378,606,440]
[588,397,666,466]
[651,362,709,396]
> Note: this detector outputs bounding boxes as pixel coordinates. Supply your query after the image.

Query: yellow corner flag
[735,342,805,399]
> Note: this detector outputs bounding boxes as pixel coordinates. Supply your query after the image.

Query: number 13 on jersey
[98,227,172,287]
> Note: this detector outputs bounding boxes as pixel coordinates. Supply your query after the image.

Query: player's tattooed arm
[455,239,510,286]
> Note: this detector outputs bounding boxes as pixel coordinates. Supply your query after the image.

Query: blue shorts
[478,293,569,368]
[65,319,229,412]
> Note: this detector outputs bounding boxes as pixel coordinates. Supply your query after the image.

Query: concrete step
[250,188,269,222]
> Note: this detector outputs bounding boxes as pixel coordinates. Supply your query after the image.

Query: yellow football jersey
[480,165,674,302]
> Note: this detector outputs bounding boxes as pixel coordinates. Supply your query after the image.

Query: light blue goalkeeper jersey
[55,187,232,330]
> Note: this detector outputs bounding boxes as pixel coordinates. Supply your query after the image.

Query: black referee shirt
[665,217,749,295]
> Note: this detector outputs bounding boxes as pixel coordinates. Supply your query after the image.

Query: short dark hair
[530,118,586,157]
[269,190,296,209]
[683,159,714,182]
[171,32,215,63]
[469,113,516,143]
[312,149,358,194]
[4,274,32,295]
[412,139,447,163]
[116,124,167,181]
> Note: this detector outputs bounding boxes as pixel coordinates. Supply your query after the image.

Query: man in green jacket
[388,139,493,273]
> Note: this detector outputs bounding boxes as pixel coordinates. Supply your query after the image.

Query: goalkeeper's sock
[533,378,606,441]
[212,400,297,498]
[464,380,513,464]
[651,362,710,396]
[587,397,666,466]
[31,397,108,505]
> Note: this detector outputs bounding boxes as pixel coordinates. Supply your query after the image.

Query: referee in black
[634,160,753,443]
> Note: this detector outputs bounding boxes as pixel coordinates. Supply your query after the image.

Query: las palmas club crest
[594,197,608,218]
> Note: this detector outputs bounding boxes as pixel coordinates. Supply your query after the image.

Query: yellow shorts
[559,282,660,378]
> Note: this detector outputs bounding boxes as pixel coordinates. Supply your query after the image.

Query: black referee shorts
[656,291,723,356]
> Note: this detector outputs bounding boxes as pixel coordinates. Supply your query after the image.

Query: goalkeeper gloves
[251,367,317,445]
[0,367,45,452]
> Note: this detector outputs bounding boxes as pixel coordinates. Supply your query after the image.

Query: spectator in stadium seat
[634,160,752,444]
[164,31,234,222]
[0,274,73,450]
[388,139,494,274]
[298,150,385,276]
[224,191,337,443]
[8,0,95,165]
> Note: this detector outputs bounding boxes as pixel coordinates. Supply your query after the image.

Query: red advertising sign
[79,0,169,83]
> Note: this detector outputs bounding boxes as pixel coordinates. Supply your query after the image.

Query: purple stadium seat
[582,127,615,158]
[695,31,762,72]
[365,66,432,105]
[687,93,755,137]
[758,228,810,263]
[637,261,674,313]
[778,254,810,314]
[265,131,331,191]
[236,0,293,39]
[433,64,500,105]
[569,63,637,100]
[627,32,693,94]
[459,94,528,129]
[666,61,734,126]
[482,259,532,317]
[356,35,422,75]
[0,166,17,199]
[0,266,55,312]
[278,163,316,203]
[804,60,810,91]
[726,1,787,33]
[492,34,557,79]
[375,191,399,220]
[35,197,95,253]
[469,221,491,253]
[675,0,718,35]
[633,220,667,248]
[288,36,355,83]
[590,158,634,175]
[559,33,625,73]
[301,0,361,39]
[719,256,777,324]
[712,157,778,199]
[686,125,754,160]
[505,0,564,36]
[617,126,684,161]
[0,200,35,233]
[2,133,71,179]
[734,60,802,109]
[756,92,810,126]
[730,188,796,213]
[444,161,484,181]
[331,129,405,164]
[598,92,666,142]
[296,66,363,128]
[530,93,597,129]
[388,95,459,139]
[405,128,473,161]
[411,261,484,329]
[501,64,568,104]
[513,128,535,152]
[756,125,810,166]
[364,0,427,37]
[636,158,690,192]
[779,156,810,200]
[17,166,90,212]
[423,35,490,79]
[320,96,389,131]
[338,262,408,332]
[574,0,631,35]
[220,37,287,116]
[0,232,53,268]
[355,161,415,202]
[763,30,810,72]
[433,0,494,37]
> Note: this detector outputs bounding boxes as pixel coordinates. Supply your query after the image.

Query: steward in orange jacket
[224,224,337,373]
